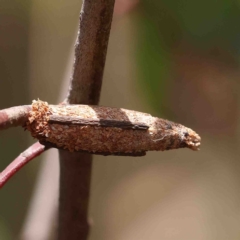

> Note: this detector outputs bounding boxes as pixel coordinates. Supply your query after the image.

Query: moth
[26,100,201,156]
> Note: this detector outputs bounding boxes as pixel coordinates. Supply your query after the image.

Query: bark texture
[58,151,92,240]
[66,0,115,105]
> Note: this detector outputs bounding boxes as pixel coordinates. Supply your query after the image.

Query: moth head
[181,127,201,151]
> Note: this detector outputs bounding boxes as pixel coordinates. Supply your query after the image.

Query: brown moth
[26,100,201,156]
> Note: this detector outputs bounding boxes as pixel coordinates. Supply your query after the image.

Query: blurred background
[1,0,240,239]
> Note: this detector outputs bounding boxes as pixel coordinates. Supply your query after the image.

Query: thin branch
[0,142,48,189]
[0,106,47,189]
[58,151,93,240]
[66,0,115,105]
[0,105,31,131]
[58,0,115,239]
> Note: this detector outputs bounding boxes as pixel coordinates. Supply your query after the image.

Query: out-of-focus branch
[58,0,115,239]
[20,149,59,240]
[0,142,47,188]
[0,105,31,131]
[20,38,75,240]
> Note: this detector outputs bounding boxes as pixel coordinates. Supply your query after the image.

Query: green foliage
[0,217,12,240]
[161,0,240,48]
[135,9,172,115]
[136,0,240,114]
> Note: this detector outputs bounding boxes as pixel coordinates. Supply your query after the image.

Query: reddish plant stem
[0,105,31,130]
[0,142,47,188]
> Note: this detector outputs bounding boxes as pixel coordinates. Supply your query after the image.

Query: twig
[58,151,92,240]
[66,0,115,105]
[0,142,48,188]
[0,105,31,131]
[58,0,115,239]
[0,105,47,189]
